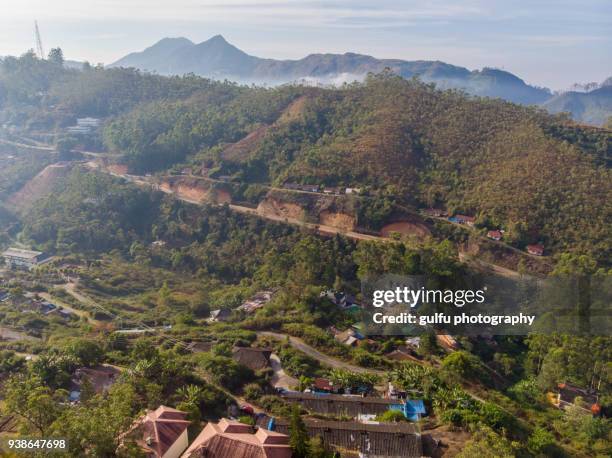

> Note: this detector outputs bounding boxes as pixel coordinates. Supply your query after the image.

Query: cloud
[514,34,609,46]
[5,0,487,25]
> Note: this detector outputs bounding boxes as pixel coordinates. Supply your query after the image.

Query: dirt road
[269,353,299,389]
[258,331,386,376]
[39,290,99,324]
[83,163,532,278]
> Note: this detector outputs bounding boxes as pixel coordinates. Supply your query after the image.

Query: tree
[289,404,310,458]
[79,376,95,403]
[176,384,204,425]
[309,436,333,458]
[47,47,64,66]
[30,352,78,388]
[65,338,104,367]
[440,351,488,385]
[418,331,439,357]
[537,348,566,390]
[157,281,172,308]
[456,426,518,458]
[52,383,137,457]
[298,375,313,392]
[527,427,556,456]
[3,374,65,436]
[243,383,263,401]
[56,135,78,155]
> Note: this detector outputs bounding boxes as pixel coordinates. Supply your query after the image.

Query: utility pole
[34,20,45,59]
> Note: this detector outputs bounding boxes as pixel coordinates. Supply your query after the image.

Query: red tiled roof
[182,419,291,458]
[313,378,334,391]
[487,230,502,240]
[456,215,475,223]
[120,406,190,457]
[527,244,544,255]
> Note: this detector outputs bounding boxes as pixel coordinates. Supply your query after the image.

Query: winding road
[258,331,386,376]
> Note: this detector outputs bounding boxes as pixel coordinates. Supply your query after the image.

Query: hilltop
[101,73,611,264]
[110,35,552,105]
[544,83,612,126]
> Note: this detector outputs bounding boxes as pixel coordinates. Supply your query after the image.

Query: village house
[527,243,545,256]
[38,301,57,315]
[310,377,340,394]
[284,183,322,193]
[232,347,273,371]
[386,345,419,362]
[209,309,232,322]
[280,392,426,421]
[58,308,76,320]
[436,334,459,350]
[345,187,361,194]
[237,290,274,314]
[66,117,101,135]
[2,248,45,270]
[258,416,423,458]
[119,406,190,458]
[405,337,421,349]
[424,208,447,217]
[182,418,292,458]
[185,341,216,353]
[322,186,343,195]
[321,290,360,310]
[553,382,601,415]
[76,117,101,128]
[282,182,301,191]
[487,230,503,241]
[69,365,122,402]
[330,326,363,347]
[386,382,407,400]
[453,215,476,226]
[301,184,320,193]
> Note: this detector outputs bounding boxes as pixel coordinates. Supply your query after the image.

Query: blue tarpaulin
[389,399,426,421]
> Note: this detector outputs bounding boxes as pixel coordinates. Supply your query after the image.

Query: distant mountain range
[110,35,611,125]
[544,82,612,126]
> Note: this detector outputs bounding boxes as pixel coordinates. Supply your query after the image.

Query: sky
[1,0,610,90]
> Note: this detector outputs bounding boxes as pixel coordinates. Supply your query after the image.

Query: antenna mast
[34,20,45,59]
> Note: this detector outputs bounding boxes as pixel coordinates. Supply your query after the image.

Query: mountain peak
[208,34,227,43]
[149,37,194,51]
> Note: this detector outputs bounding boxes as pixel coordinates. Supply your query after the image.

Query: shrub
[243,383,263,401]
[375,410,409,423]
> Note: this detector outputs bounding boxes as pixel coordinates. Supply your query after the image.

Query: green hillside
[103,73,612,265]
[1,54,610,265]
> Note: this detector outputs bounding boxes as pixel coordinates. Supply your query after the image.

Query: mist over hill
[110,35,553,106]
[544,79,612,126]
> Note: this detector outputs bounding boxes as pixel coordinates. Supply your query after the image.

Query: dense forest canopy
[1,53,610,265]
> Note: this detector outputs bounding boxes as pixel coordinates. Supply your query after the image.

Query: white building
[2,248,44,269]
[76,117,101,128]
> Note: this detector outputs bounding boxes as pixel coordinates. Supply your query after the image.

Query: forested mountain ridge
[102,73,611,265]
[1,53,610,265]
[110,35,553,105]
